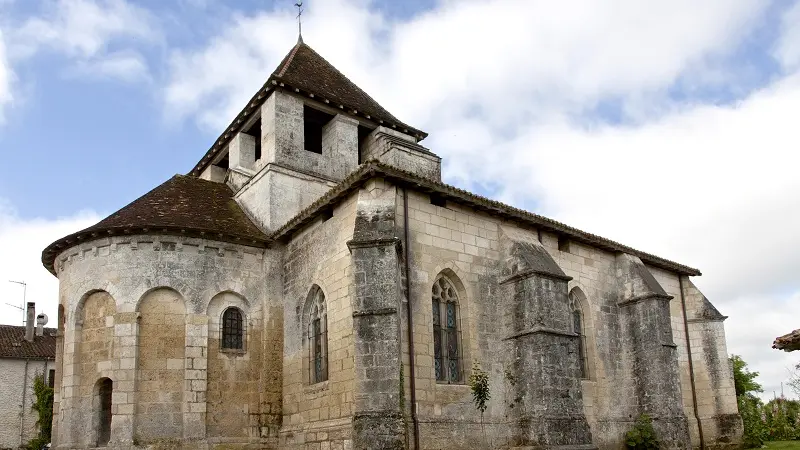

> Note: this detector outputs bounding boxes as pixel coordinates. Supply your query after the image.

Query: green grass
[765,441,800,449]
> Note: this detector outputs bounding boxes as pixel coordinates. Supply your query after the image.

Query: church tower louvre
[190,38,441,232]
[42,37,742,450]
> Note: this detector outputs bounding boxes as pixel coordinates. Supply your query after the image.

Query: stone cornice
[617,292,674,307]
[499,268,573,285]
[346,237,401,252]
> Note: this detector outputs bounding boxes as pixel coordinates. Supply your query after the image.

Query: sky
[0,0,798,402]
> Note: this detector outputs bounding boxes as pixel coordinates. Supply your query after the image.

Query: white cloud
[66,51,151,83]
[164,0,765,131]
[0,29,13,122]
[774,0,800,69]
[0,199,99,327]
[2,0,158,91]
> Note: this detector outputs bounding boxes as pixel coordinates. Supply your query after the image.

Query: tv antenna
[7,280,26,325]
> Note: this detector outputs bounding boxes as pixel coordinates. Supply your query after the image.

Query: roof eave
[270,161,702,277]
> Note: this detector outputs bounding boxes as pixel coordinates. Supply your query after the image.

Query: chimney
[36,313,45,337]
[25,302,35,342]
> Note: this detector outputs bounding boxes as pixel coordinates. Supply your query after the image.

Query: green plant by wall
[468,362,490,446]
[624,414,659,450]
[27,373,54,450]
[738,394,768,448]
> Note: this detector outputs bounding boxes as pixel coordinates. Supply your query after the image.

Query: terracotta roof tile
[41,175,269,274]
[0,325,56,359]
[270,160,703,277]
[272,42,419,134]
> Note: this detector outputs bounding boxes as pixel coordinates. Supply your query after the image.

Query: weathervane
[295,1,304,43]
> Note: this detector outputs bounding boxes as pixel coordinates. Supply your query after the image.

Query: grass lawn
[766,441,800,449]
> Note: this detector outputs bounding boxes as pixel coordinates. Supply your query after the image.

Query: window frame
[432,275,463,384]
[569,291,589,380]
[307,287,328,384]
[220,307,246,352]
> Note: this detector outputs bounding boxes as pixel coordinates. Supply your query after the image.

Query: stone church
[42,38,741,450]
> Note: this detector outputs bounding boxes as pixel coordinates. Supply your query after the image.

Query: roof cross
[295,1,304,43]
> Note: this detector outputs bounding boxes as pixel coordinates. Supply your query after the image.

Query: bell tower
[194,40,438,232]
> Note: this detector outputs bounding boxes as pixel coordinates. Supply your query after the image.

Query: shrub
[738,394,767,448]
[26,374,53,450]
[625,414,659,450]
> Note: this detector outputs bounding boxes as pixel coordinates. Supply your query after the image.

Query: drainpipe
[403,188,420,450]
[679,275,705,450]
[20,358,30,447]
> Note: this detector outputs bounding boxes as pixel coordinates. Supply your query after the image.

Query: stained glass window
[569,290,589,379]
[221,307,244,350]
[308,287,328,384]
[432,275,462,383]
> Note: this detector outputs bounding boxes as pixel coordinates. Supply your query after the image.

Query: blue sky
[1,0,800,401]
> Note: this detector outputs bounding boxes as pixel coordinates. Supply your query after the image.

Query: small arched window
[569,290,588,379]
[432,275,462,383]
[221,307,245,350]
[307,287,328,384]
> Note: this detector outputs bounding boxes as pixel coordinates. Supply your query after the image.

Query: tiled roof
[0,325,56,359]
[273,41,422,136]
[189,40,425,177]
[41,175,269,274]
[270,160,703,276]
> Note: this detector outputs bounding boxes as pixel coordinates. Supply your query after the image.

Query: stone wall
[279,190,358,450]
[136,288,186,441]
[0,358,53,449]
[75,291,116,447]
[53,234,271,449]
[392,186,736,449]
[206,292,261,441]
[235,164,336,232]
[259,91,358,181]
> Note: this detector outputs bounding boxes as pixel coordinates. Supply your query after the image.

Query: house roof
[0,325,56,359]
[41,175,269,274]
[189,40,426,177]
[270,160,703,276]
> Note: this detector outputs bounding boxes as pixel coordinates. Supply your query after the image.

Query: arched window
[432,275,462,383]
[96,378,113,446]
[569,290,589,379]
[307,287,328,384]
[221,307,245,350]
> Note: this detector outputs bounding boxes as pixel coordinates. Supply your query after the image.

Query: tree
[468,362,490,447]
[788,362,800,399]
[738,394,767,448]
[731,355,763,397]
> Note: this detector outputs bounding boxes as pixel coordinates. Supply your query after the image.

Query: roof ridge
[276,41,303,78]
[269,160,701,276]
[277,43,396,121]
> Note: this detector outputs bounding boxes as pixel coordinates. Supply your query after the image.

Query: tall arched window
[307,287,328,384]
[432,275,462,383]
[569,290,589,379]
[96,377,112,446]
[221,307,245,350]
